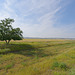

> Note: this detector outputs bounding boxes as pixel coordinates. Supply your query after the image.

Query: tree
[0,18,23,44]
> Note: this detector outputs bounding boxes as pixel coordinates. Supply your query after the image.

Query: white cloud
[0,0,75,38]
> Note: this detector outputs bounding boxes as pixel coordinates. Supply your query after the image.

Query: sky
[0,0,75,38]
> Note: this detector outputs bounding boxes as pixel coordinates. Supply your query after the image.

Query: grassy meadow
[0,39,75,75]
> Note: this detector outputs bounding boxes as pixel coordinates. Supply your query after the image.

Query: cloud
[0,0,75,38]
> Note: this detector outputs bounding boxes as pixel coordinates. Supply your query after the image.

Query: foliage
[59,62,68,70]
[0,18,23,44]
[51,62,59,69]
[51,62,68,70]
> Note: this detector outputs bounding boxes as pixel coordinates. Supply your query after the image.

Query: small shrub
[0,54,3,57]
[53,62,59,67]
[21,62,27,66]
[70,56,75,59]
[34,54,39,59]
[51,62,68,70]
[51,62,59,69]
[41,54,48,57]
[5,63,14,70]
[0,48,10,54]
[59,63,67,70]
[0,67,3,70]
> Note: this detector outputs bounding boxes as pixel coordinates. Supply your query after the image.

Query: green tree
[0,18,23,44]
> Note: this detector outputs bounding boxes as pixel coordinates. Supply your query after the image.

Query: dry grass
[0,39,75,75]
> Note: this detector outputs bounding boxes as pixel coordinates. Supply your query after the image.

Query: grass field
[0,39,75,75]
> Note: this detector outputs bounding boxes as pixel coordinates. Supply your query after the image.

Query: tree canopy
[0,18,23,44]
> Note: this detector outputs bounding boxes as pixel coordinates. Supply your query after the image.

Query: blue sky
[0,0,75,38]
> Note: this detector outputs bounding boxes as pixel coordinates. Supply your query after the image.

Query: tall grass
[0,39,75,75]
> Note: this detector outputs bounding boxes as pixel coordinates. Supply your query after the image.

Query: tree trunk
[8,40,10,44]
[5,40,7,44]
[5,40,10,44]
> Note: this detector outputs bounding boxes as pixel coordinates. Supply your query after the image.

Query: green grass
[69,68,75,75]
[5,63,14,70]
[51,62,68,70]
[0,39,75,75]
